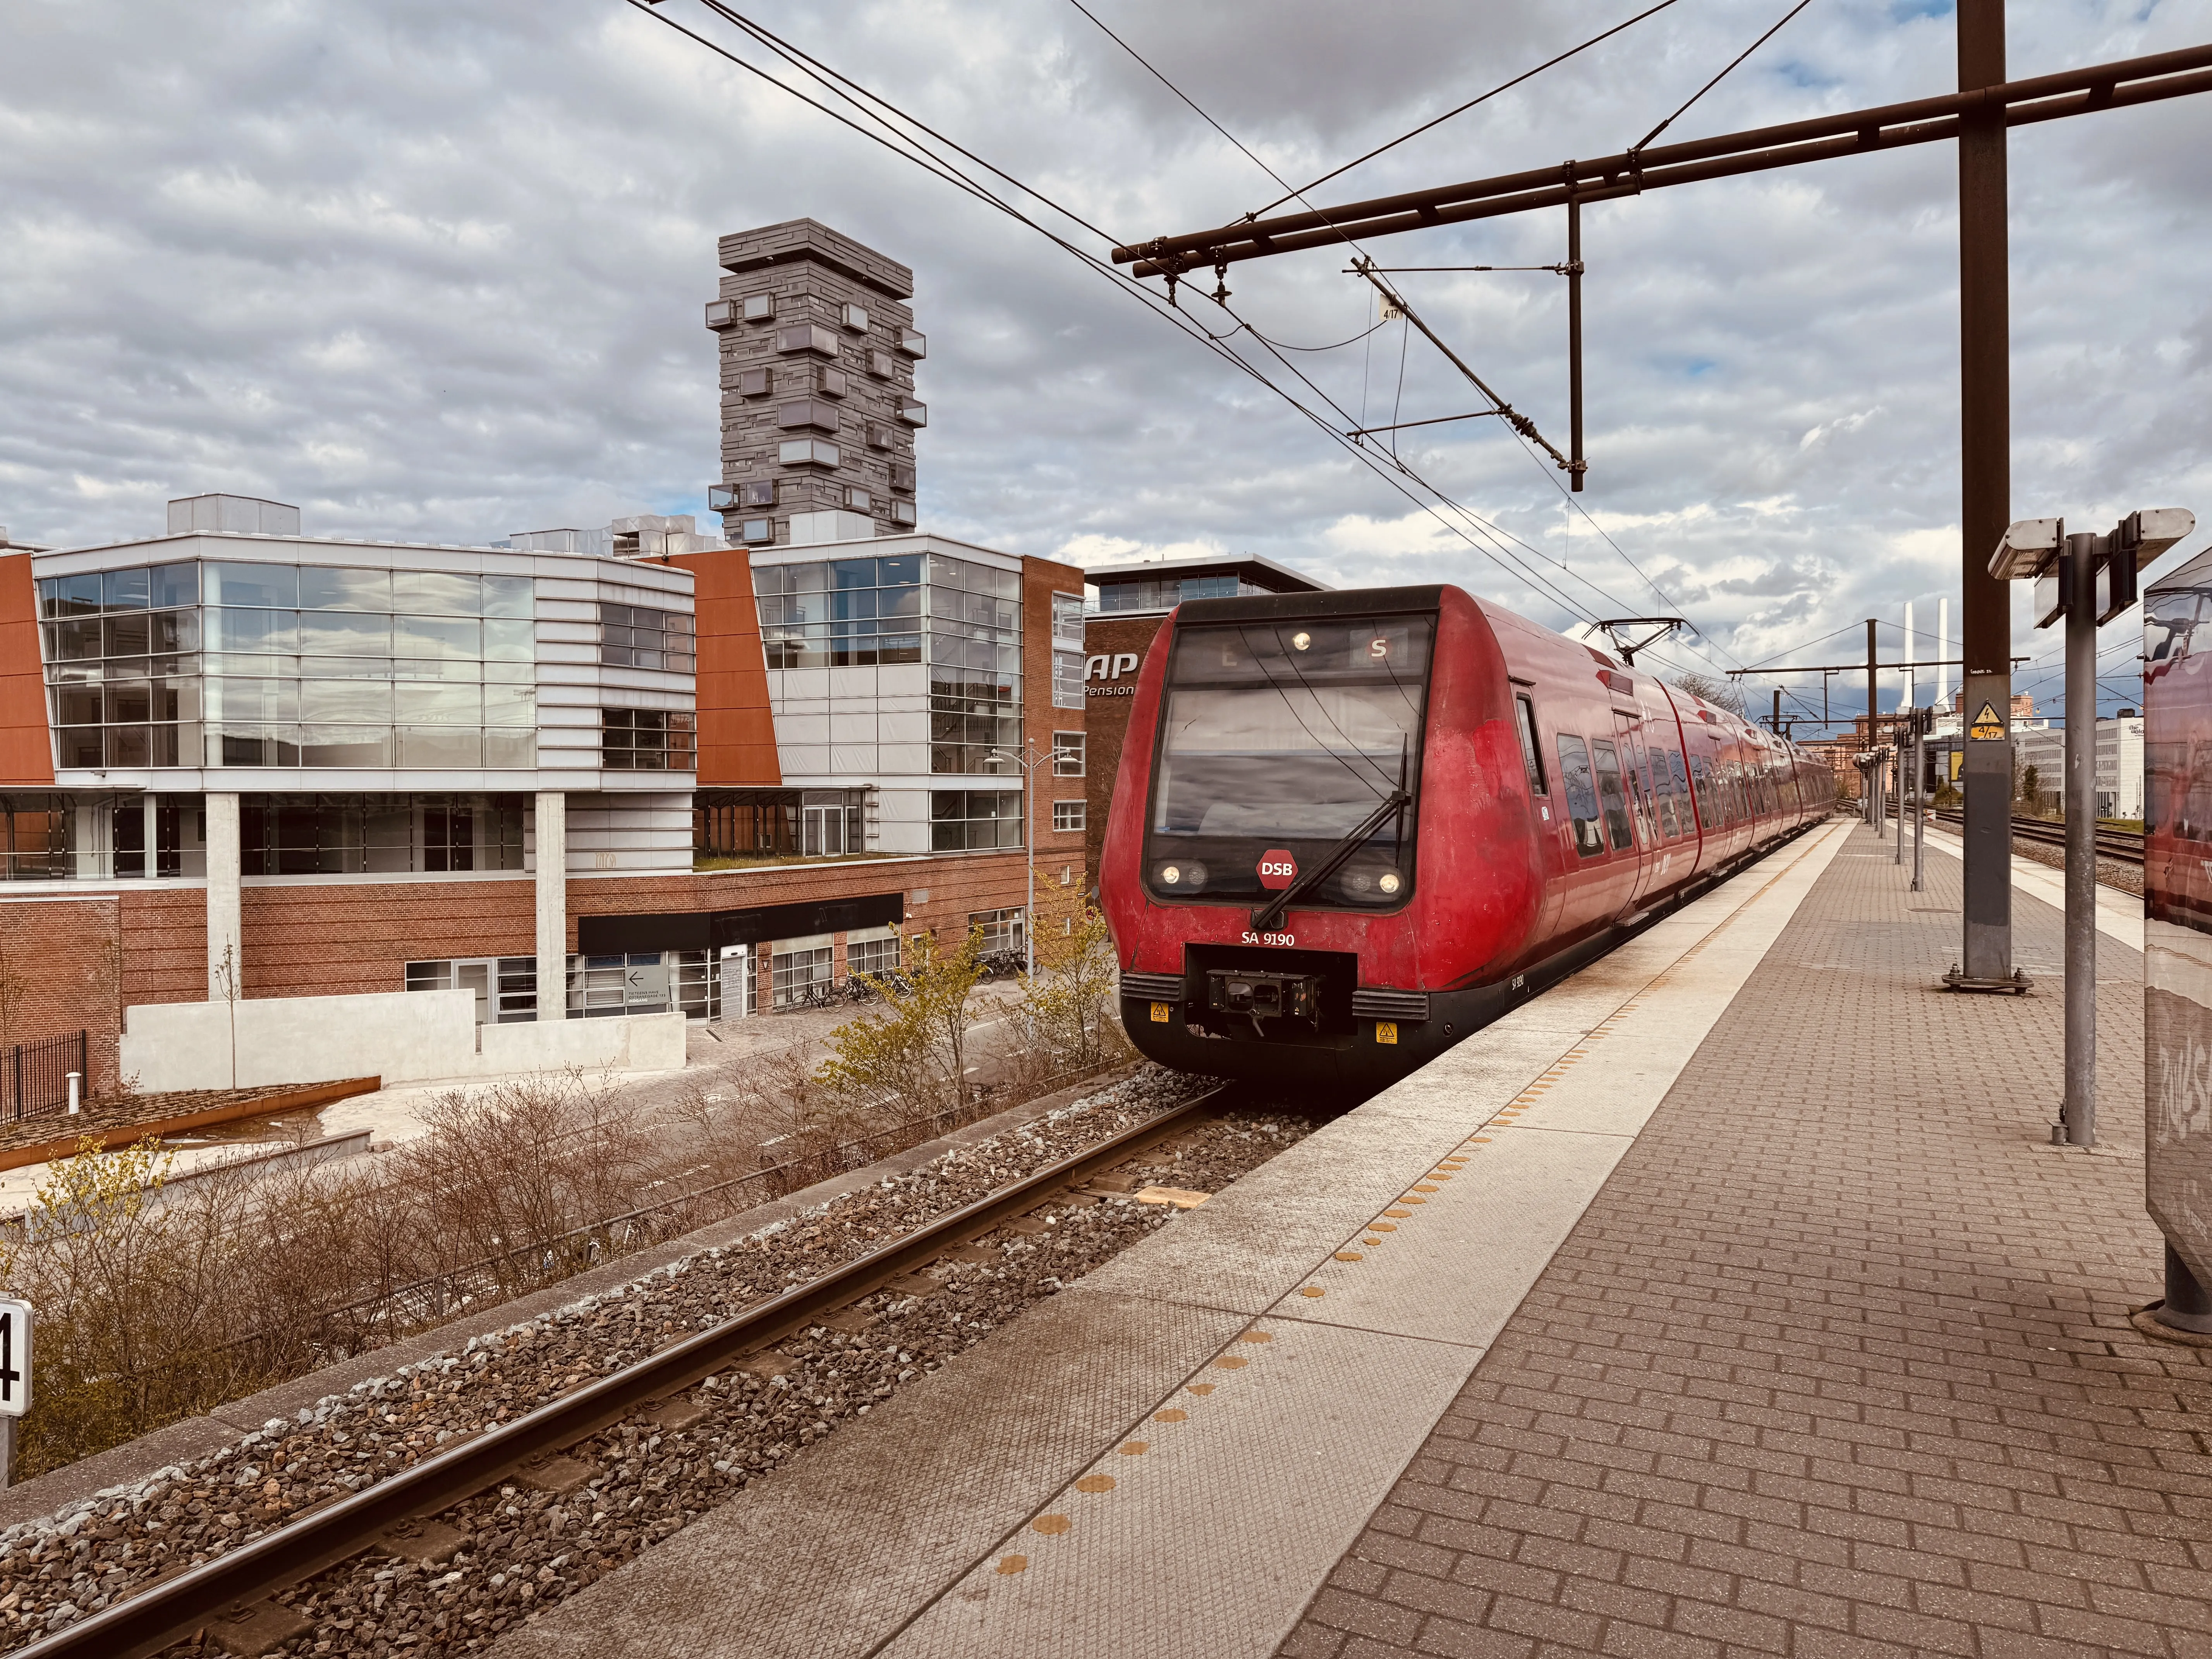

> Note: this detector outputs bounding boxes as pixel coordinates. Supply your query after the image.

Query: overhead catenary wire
[1252,0,1688,216]
[627,0,1755,685]
[1044,0,1742,663]
[1626,0,1818,159]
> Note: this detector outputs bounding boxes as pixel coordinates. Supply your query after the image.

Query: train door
[1610,709,1661,909]
[1512,687,1569,945]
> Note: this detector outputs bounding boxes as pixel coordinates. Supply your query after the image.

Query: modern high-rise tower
[705,220,923,546]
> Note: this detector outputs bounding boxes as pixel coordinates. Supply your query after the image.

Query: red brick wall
[1080,613,1167,884]
[565,850,1031,949]
[240,878,537,998]
[1022,558,1089,934]
[0,896,124,1089]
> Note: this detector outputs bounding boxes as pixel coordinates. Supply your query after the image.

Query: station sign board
[0,1300,30,1418]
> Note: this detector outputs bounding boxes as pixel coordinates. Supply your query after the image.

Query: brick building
[0,492,1085,1088]
[1077,554,1327,884]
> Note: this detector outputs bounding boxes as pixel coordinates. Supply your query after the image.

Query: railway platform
[490,817,2193,1659]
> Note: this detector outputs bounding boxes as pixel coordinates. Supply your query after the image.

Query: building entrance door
[718,945,755,1019]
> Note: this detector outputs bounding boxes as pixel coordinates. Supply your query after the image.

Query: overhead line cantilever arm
[1350,259,1576,474]
[1115,41,2212,274]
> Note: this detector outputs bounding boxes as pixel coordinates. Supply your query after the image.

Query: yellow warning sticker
[1968,701,2006,741]
[1949,750,1964,782]
[1375,1020,1399,1045]
[1150,1001,1171,1023]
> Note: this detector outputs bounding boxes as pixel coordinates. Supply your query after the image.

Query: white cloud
[0,0,2202,722]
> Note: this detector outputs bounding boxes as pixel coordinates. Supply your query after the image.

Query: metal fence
[1,1031,87,1122]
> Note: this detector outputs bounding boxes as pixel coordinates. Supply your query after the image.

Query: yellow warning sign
[1375,1020,1399,1045]
[1949,749,1964,783]
[1968,701,2006,741]
[1150,1001,1171,1023]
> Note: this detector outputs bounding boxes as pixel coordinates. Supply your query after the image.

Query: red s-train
[1098,584,1831,1091]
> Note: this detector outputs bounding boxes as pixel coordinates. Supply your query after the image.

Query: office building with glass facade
[0,498,1086,1085]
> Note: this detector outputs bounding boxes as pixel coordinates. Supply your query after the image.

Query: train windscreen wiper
[1249,787,1410,936]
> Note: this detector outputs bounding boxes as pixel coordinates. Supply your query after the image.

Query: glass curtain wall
[39,562,538,769]
[752,551,1022,775]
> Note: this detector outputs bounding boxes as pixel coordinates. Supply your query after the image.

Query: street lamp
[986,742,1049,977]
[1987,505,2194,1148]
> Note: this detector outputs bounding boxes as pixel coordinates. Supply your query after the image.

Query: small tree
[2021,763,2040,807]
[815,927,986,1121]
[1013,908,1127,1081]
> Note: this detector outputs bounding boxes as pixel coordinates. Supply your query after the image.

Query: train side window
[1650,749,1680,839]
[1670,750,1695,831]
[1554,734,1604,856]
[1590,740,1636,851]
[1686,752,1710,829]
[1515,694,1547,793]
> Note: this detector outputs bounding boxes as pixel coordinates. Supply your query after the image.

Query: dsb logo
[1255,849,1298,890]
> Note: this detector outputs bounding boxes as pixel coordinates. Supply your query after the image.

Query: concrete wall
[119,990,686,1092]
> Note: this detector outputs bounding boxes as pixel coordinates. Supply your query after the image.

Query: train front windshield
[1144,613,1433,907]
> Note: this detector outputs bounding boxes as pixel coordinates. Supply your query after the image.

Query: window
[601,708,697,771]
[755,554,924,669]
[566,950,716,1020]
[847,929,900,978]
[1051,592,1085,646]
[738,518,774,546]
[811,365,848,398]
[1686,752,1712,829]
[1053,732,1085,776]
[598,603,696,672]
[38,560,536,774]
[1053,648,1084,709]
[889,462,915,493]
[1554,735,1604,857]
[1651,749,1681,839]
[899,328,926,357]
[244,794,526,875]
[841,302,869,331]
[406,957,537,1023]
[842,486,872,513]
[1590,740,1635,850]
[1514,694,1546,794]
[968,907,1024,954]
[775,322,837,356]
[898,400,928,427]
[889,500,918,527]
[932,790,1024,851]
[868,349,895,378]
[778,438,839,469]
[737,366,771,398]
[1053,799,1086,832]
[770,941,833,1007]
[777,400,839,434]
[742,292,775,322]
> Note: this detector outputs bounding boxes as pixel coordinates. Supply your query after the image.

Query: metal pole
[1567,199,1585,492]
[1896,738,1906,863]
[1772,687,1782,734]
[2059,531,2098,1145]
[1912,719,1926,890]
[1025,752,1037,978]
[1958,0,2015,987]
[0,1417,13,1490]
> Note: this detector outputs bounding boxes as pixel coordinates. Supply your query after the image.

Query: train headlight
[1156,861,1207,891]
[1378,871,1403,895]
[1291,630,1312,651]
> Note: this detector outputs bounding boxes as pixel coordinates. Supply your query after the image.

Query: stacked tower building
[705,219,924,546]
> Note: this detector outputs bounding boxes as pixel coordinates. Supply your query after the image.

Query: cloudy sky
[2,0,2205,723]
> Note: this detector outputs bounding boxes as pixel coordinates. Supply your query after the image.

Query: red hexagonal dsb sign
[1255,849,1298,890]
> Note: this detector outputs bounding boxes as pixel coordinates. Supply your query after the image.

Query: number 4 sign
[0,1300,30,1417]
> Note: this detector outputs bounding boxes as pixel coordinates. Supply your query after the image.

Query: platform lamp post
[986,743,1047,978]
[1989,507,2196,1146]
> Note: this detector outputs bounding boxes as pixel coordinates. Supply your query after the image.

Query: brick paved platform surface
[1284,821,2206,1659]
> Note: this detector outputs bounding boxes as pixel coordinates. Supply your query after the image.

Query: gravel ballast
[0,1069,1314,1654]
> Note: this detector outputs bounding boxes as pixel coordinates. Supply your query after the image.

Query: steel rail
[1116,42,2212,275]
[1929,807,2144,865]
[14,1089,1226,1659]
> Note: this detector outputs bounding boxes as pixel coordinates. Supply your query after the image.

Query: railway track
[1926,807,2145,865]
[16,1087,1231,1659]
